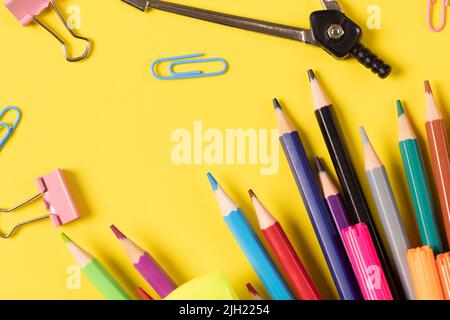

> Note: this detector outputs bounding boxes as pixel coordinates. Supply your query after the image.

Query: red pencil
[136,287,153,300]
[249,189,321,300]
[246,283,264,300]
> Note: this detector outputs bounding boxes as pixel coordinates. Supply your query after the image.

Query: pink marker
[342,223,393,300]
[0,169,80,238]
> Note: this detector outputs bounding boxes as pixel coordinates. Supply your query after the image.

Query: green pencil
[397,101,443,253]
[61,233,132,300]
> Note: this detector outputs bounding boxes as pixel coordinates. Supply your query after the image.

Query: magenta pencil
[111,225,177,298]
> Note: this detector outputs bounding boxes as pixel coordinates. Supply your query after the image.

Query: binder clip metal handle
[5,0,92,62]
[0,169,80,238]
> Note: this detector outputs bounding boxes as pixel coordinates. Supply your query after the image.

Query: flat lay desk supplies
[0,106,21,150]
[206,173,294,300]
[360,127,415,300]
[4,0,91,61]
[151,53,228,80]
[4,0,450,301]
[0,169,80,238]
[397,101,443,254]
[428,0,449,32]
[307,70,401,298]
[61,233,132,300]
[123,0,391,78]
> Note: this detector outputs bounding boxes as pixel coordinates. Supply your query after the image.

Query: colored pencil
[246,283,264,300]
[425,80,450,248]
[407,246,444,300]
[206,172,294,300]
[315,157,351,234]
[341,223,393,300]
[136,287,153,300]
[436,252,450,299]
[61,233,132,300]
[273,99,361,300]
[397,100,443,253]
[360,127,415,299]
[110,225,177,298]
[249,189,322,300]
[307,69,401,299]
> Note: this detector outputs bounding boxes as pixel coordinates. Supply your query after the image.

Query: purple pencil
[315,157,351,234]
[110,225,177,298]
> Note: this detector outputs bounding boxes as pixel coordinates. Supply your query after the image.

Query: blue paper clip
[0,106,21,149]
[151,53,228,80]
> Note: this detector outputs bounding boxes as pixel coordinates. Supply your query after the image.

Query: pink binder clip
[0,169,80,238]
[428,0,449,32]
[4,0,91,62]
[342,223,393,300]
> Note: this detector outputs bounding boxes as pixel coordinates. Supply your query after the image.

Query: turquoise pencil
[397,100,443,253]
[207,173,294,300]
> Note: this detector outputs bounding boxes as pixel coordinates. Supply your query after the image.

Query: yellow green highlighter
[397,101,443,254]
[61,233,132,300]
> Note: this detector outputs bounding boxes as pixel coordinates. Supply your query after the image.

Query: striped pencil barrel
[307,69,402,299]
[407,246,444,300]
[397,100,443,254]
[341,223,393,300]
[273,99,361,300]
[360,127,415,299]
[61,233,132,300]
[424,81,450,248]
[249,189,322,300]
[436,253,450,299]
[207,173,294,300]
[110,225,177,298]
[315,157,351,235]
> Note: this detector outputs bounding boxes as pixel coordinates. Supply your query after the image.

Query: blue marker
[207,173,294,300]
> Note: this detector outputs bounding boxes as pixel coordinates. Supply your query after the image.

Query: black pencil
[307,70,403,299]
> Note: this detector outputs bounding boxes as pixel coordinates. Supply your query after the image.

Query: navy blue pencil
[273,99,362,300]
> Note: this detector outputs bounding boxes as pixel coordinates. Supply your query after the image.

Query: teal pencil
[397,100,443,253]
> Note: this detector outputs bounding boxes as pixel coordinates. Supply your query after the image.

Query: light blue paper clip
[151,53,228,80]
[0,106,21,149]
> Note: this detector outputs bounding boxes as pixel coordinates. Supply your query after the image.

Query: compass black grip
[350,43,391,79]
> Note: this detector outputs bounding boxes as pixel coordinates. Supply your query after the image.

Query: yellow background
[0,0,447,299]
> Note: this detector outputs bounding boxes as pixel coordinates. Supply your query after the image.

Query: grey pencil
[360,127,415,300]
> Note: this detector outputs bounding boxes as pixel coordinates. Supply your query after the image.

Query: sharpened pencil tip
[61,232,72,244]
[307,69,316,81]
[246,283,259,296]
[272,98,282,109]
[359,127,369,145]
[424,80,432,94]
[248,189,256,198]
[110,225,126,240]
[315,157,324,172]
[396,100,405,116]
[206,172,218,191]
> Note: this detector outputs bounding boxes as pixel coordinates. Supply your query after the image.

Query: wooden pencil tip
[359,127,369,145]
[315,157,324,172]
[248,189,256,198]
[246,283,259,296]
[307,69,316,81]
[272,98,282,110]
[61,232,72,244]
[396,100,405,117]
[206,172,218,191]
[110,224,126,240]
[424,80,432,94]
